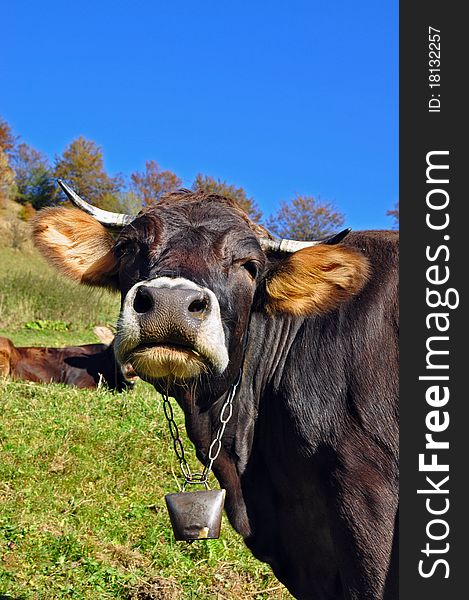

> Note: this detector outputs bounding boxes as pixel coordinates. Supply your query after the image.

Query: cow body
[0,337,133,391]
[33,191,398,599]
[164,231,398,599]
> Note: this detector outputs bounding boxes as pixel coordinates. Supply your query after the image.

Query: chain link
[162,375,240,489]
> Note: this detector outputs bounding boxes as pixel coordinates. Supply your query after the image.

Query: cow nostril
[133,287,153,314]
[188,297,209,316]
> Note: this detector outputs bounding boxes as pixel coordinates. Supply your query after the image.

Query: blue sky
[1,0,397,230]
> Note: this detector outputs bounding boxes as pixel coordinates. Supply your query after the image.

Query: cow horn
[57,179,134,227]
[259,228,351,253]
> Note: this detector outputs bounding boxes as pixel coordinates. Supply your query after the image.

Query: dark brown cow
[0,336,135,391]
[32,182,398,600]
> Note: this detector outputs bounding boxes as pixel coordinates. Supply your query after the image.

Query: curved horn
[259,228,351,253]
[57,179,134,227]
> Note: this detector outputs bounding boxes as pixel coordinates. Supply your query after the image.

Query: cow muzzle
[115,277,229,381]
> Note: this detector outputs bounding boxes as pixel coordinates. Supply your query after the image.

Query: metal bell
[165,489,226,541]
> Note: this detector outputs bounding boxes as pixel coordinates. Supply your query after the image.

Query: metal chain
[162,394,194,482]
[162,374,240,490]
[201,380,238,480]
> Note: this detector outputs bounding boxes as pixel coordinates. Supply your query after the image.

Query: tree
[130,160,182,206]
[266,194,345,240]
[54,136,122,206]
[192,174,262,222]
[0,117,16,155]
[0,147,16,208]
[0,118,17,208]
[12,143,56,208]
[99,190,143,215]
[386,202,399,228]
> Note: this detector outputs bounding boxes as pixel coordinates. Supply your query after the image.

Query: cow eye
[242,260,259,279]
[115,241,137,259]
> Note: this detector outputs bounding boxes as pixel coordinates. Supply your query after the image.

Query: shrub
[18,202,36,221]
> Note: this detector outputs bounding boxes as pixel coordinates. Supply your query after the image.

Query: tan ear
[265,244,370,316]
[93,325,115,345]
[0,337,13,377]
[32,208,118,289]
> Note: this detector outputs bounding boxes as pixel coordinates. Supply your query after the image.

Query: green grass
[0,381,288,599]
[0,241,292,599]
[0,247,120,344]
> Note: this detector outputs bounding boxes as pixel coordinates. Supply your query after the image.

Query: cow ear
[0,337,13,377]
[32,207,119,290]
[265,244,370,316]
[93,325,115,345]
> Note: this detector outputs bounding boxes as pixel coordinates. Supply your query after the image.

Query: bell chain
[162,377,240,489]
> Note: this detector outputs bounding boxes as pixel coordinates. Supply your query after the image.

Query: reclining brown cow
[0,334,136,391]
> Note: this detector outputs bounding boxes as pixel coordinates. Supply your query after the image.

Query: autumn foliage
[130,160,182,206]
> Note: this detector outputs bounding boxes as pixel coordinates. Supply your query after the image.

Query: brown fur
[265,244,370,316]
[32,208,118,288]
[158,189,273,240]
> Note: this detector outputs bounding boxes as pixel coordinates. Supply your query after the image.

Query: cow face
[111,200,267,382]
[33,193,369,385]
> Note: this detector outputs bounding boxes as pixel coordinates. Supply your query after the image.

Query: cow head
[32,183,369,389]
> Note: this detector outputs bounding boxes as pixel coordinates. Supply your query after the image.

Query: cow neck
[161,369,241,489]
[240,312,305,393]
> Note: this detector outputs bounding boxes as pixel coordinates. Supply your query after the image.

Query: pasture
[0,241,291,599]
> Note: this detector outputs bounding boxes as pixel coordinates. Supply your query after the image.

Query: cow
[0,333,136,391]
[32,180,398,600]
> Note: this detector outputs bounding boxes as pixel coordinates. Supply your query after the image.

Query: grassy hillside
[0,221,292,599]
[0,246,120,346]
